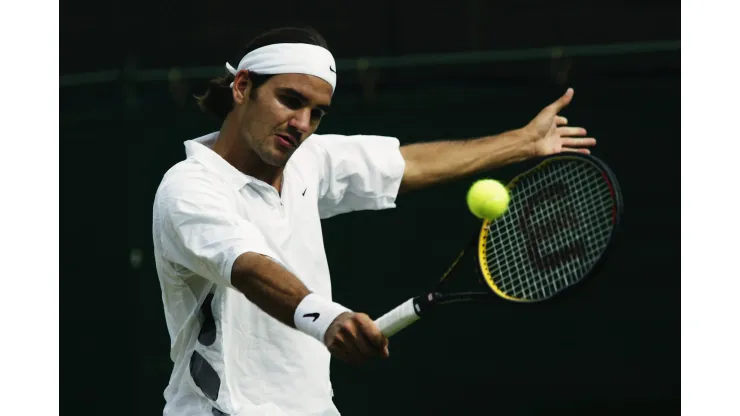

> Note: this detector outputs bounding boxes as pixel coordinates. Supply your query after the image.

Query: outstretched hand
[524,88,597,157]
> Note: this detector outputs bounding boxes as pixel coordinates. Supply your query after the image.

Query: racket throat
[414,291,443,316]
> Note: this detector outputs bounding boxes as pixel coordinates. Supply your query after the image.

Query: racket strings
[484,159,615,301]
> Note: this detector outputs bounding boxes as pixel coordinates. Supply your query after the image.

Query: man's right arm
[230,251,389,364]
[230,251,310,328]
[155,174,388,363]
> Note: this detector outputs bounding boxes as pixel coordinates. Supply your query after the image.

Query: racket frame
[375,153,624,337]
[477,153,624,303]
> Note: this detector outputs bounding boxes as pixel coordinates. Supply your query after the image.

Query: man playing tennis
[152,27,595,416]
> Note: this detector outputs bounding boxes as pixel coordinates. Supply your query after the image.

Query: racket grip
[374,298,420,338]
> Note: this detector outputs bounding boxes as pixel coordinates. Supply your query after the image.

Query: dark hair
[195,27,330,121]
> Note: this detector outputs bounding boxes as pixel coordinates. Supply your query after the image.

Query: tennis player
[152,26,595,416]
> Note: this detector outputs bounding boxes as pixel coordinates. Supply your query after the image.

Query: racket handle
[375,298,420,338]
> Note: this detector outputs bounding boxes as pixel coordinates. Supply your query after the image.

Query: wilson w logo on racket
[375,153,623,337]
[519,181,585,270]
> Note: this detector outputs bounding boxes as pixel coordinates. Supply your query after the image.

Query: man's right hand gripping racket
[375,153,623,337]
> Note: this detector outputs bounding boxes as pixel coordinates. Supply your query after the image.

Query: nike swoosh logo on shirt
[303,312,320,322]
[302,188,307,196]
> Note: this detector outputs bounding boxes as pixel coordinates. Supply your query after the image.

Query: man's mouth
[276,133,298,148]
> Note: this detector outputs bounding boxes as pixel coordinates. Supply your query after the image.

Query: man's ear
[232,70,252,104]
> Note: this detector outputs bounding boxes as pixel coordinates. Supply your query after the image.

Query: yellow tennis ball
[466,179,510,220]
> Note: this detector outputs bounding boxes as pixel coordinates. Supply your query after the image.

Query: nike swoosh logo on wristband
[303,312,320,322]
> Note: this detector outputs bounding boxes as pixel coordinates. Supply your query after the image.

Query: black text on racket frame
[374,153,624,338]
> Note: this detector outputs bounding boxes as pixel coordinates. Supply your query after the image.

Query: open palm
[526,88,596,157]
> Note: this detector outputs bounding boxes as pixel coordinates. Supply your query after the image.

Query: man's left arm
[398,88,596,193]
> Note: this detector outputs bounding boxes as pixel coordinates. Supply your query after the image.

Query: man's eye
[311,109,324,120]
[281,96,302,109]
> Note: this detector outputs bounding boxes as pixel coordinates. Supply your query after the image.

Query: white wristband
[294,293,351,345]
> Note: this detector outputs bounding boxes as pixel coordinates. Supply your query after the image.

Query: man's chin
[261,149,293,167]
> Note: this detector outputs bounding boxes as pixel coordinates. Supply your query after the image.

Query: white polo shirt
[152,131,405,416]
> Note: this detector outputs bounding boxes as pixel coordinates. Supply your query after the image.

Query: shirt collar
[184,132,254,190]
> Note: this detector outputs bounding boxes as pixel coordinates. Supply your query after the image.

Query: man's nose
[288,108,311,133]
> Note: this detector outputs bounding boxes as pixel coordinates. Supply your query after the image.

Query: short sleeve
[154,173,280,289]
[308,134,406,219]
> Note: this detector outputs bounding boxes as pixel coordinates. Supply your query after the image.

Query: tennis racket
[374,153,623,337]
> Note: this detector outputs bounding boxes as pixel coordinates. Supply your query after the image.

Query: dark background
[61,1,680,415]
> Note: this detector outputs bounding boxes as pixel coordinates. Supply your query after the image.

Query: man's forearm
[230,252,311,328]
[398,128,534,193]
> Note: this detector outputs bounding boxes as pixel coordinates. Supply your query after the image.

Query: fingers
[330,345,362,366]
[555,116,568,126]
[343,336,372,365]
[356,314,390,358]
[352,326,379,358]
[548,88,574,112]
[555,126,596,152]
[327,332,366,366]
[326,313,389,365]
[561,137,597,148]
[331,321,374,361]
[556,126,588,137]
[562,147,591,154]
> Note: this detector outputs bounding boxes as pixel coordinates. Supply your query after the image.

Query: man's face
[235,73,332,167]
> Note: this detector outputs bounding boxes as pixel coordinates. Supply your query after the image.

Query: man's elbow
[230,252,262,288]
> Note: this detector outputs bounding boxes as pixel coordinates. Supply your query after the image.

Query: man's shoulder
[162,157,210,181]
[289,133,361,165]
[155,158,229,201]
[299,133,400,153]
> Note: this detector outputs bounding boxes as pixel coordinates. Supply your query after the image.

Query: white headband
[225,43,337,93]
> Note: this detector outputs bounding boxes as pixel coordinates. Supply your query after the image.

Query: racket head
[477,153,623,303]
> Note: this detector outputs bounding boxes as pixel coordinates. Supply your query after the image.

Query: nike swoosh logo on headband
[329,66,336,73]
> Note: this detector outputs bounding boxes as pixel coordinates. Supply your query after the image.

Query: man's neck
[212,118,284,192]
